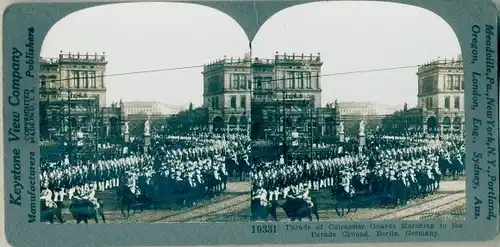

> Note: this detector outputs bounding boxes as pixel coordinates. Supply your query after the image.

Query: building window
[446,75,453,90]
[240,95,246,109]
[40,77,46,89]
[298,73,304,88]
[230,96,237,109]
[80,71,88,88]
[88,72,96,88]
[50,78,56,88]
[305,72,312,88]
[453,75,460,90]
[240,76,247,89]
[461,77,464,90]
[277,74,283,89]
[72,71,79,88]
[232,74,242,89]
[255,77,262,89]
[265,77,273,89]
[454,96,460,108]
[214,96,219,109]
[444,97,450,108]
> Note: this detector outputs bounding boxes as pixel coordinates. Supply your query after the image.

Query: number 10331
[252,225,277,234]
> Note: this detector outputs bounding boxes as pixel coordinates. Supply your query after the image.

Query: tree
[403,102,408,112]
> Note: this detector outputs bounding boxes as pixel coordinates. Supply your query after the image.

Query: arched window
[454,96,460,108]
[444,97,450,109]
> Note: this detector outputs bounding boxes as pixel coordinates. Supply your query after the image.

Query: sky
[41,2,461,109]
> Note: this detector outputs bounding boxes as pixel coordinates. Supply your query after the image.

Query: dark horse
[40,200,64,224]
[280,198,319,221]
[251,197,319,222]
[117,185,149,218]
[250,198,278,222]
[450,156,464,180]
[237,156,250,181]
[331,186,357,217]
[68,199,105,224]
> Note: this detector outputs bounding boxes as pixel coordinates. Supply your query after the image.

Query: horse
[68,198,105,224]
[117,185,143,218]
[218,168,228,191]
[331,186,356,217]
[280,198,319,222]
[237,157,250,181]
[450,157,464,180]
[389,176,410,207]
[438,156,451,177]
[250,198,278,222]
[225,157,238,179]
[40,200,64,224]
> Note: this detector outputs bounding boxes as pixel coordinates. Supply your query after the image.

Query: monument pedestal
[339,132,345,142]
[359,133,365,146]
[124,133,130,143]
[358,133,365,153]
[144,134,151,153]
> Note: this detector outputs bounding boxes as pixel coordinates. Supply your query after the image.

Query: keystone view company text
[7,27,38,223]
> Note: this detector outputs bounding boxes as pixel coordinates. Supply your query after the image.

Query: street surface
[58,180,465,223]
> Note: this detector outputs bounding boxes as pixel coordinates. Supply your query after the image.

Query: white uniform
[41,189,57,208]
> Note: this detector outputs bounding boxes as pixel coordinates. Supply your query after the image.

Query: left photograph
[39,2,252,224]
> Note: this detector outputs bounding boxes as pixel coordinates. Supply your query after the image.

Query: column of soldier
[250,134,465,207]
[40,133,251,209]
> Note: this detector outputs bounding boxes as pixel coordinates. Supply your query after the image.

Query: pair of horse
[41,198,106,224]
[226,157,250,181]
[438,156,464,180]
[251,198,320,222]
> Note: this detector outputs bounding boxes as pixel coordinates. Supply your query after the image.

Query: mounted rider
[81,184,100,209]
[297,183,314,208]
[40,184,57,209]
[253,186,268,207]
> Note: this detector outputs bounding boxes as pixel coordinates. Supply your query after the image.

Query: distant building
[332,101,396,134]
[122,101,181,118]
[336,102,378,116]
[39,52,124,143]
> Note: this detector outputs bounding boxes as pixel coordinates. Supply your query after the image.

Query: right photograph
[246,2,466,222]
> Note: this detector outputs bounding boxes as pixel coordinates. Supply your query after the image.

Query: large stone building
[39,52,124,144]
[202,52,338,143]
[384,55,464,135]
[416,55,464,134]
